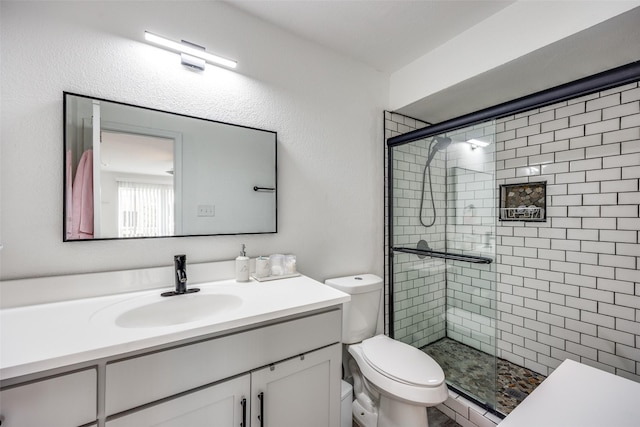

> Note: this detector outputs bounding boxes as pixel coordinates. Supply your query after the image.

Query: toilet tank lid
[325,274,383,294]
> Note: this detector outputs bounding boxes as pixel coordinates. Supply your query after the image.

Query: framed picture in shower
[499,181,547,222]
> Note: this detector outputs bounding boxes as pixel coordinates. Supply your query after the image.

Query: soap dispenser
[235,244,250,282]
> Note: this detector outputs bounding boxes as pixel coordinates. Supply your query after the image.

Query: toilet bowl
[325,275,448,427]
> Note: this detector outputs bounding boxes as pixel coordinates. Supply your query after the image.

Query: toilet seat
[361,335,444,387]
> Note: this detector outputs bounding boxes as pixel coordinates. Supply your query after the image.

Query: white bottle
[235,244,250,282]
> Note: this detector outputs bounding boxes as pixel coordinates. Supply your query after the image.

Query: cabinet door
[106,374,250,427]
[251,343,341,427]
[0,369,97,427]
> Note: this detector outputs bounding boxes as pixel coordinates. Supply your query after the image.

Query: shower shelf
[392,247,493,264]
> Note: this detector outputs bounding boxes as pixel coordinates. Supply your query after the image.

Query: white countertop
[0,275,349,381]
[499,359,640,427]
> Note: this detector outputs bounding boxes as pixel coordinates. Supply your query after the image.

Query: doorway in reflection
[100,131,175,238]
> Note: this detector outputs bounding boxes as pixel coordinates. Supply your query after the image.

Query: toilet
[325,274,448,427]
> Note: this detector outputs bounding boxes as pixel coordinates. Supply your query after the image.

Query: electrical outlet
[197,205,215,217]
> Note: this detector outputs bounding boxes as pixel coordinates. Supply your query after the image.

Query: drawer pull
[257,391,264,426]
[240,397,247,427]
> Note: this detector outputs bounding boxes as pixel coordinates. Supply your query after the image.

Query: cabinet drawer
[0,368,97,427]
[106,308,341,415]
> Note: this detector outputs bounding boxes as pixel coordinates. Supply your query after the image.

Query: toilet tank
[325,274,383,344]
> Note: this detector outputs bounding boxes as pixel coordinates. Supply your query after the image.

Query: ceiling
[227,0,514,73]
[226,1,640,123]
[101,132,174,177]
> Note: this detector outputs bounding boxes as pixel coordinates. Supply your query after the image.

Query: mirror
[64,93,277,240]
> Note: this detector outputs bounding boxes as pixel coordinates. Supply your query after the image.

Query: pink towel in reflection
[71,150,94,239]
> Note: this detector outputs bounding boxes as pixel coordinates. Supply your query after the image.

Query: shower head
[432,136,452,151]
[425,136,452,167]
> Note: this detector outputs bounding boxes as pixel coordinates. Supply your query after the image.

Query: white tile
[601,179,638,192]
[556,102,586,119]
[570,110,602,127]
[598,326,635,346]
[603,152,640,168]
[581,263,615,279]
[528,132,554,146]
[581,288,614,304]
[585,168,621,182]
[615,243,640,256]
[586,143,621,158]
[544,140,568,153]
[585,118,620,135]
[602,101,640,120]
[621,87,640,103]
[445,396,469,417]
[505,116,528,131]
[570,135,603,153]
[584,217,618,230]
[615,268,640,284]
[552,194,582,205]
[540,162,569,174]
[529,110,555,125]
[618,192,640,204]
[583,193,616,205]
[601,205,638,217]
[529,153,554,165]
[455,413,477,427]
[603,127,640,144]
[621,113,640,129]
[555,148,585,162]
[555,171,585,184]
[516,124,541,138]
[568,206,600,217]
[470,410,498,427]
[586,93,621,111]
[598,302,636,321]
[556,125,585,140]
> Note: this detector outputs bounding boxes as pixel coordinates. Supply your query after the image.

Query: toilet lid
[361,335,444,387]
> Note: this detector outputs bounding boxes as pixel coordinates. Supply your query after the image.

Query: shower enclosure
[387,121,501,412]
[386,63,640,420]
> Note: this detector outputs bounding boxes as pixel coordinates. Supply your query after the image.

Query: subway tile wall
[495,81,640,381]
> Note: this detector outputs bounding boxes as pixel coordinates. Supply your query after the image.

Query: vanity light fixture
[144,31,237,71]
[467,138,490,150]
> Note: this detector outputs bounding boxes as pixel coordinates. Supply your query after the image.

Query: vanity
[0,265,349,427]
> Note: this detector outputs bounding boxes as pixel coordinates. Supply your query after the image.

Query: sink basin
[93,293,243,329]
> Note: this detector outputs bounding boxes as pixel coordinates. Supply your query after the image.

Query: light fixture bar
[145,31,237,69]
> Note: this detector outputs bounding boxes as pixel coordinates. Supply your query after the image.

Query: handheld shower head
[419,136,452,228]
[425,136,452,167]
[432,136,452,151]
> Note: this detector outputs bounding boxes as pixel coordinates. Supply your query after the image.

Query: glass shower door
[389,123,498,410]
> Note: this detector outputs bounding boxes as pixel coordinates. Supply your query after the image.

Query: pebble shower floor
[423,338,546,414]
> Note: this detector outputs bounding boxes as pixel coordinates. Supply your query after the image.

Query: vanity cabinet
[104,309,342,426]
[0,368,97,427]
[106,343,341,427]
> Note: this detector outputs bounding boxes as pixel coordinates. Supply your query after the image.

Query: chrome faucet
[161,254,200,297]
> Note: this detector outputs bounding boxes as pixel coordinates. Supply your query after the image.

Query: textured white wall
[0,1,388,287]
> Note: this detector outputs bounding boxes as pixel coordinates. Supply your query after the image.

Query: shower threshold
[422,338,546,415]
